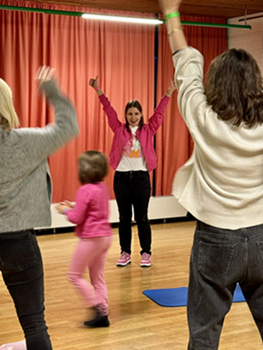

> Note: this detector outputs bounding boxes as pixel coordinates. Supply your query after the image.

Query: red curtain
[0,1,227,201]
[155,17,227,196]
[0,0,156,201]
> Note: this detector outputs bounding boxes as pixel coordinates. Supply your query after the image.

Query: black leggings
[113,170,151,255]
[0,230,52,350]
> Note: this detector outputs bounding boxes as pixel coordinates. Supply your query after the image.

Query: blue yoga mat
[143,284,245,307]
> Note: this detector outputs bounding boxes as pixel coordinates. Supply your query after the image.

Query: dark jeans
[0,230,52,350]
[113,170,151,255]
[188,221,263,350]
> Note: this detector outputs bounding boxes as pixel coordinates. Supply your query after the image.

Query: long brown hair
[78,150,108,185]
[124,100,144,131]
[205,48,263,128]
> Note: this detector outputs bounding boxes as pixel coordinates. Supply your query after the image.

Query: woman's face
[126,107,142,127]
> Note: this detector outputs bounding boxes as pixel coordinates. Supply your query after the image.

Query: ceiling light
[81,13,162,25]
[0,5,252,29]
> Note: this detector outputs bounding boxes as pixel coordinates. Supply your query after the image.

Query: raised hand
[158,0,183,15]
[89,76,99,89]
[166,79,176,97]
[35,66,56,87]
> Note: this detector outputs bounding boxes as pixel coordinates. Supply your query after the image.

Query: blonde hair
[0,78,19,130]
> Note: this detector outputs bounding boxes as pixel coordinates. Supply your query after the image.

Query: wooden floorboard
[0,221,262,349]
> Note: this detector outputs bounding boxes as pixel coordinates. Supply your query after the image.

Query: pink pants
[68,236,112,316]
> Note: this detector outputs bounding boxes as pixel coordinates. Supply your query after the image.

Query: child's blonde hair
[78,150,108,185]
[0,78,19,130]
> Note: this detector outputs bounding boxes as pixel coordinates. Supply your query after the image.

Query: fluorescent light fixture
[0,5,252,29]
[81,13,162,25]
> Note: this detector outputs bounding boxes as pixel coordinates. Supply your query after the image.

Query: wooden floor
[0,221,262,349]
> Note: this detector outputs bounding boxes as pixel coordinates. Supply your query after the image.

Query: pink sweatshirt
[65,182,112,239]
[99,94,170,171]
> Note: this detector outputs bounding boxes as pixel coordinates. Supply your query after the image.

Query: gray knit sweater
[0,80,79,233]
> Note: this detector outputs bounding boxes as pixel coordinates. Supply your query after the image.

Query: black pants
[188,221,263,350]
[0,230,52,350]
[113,170,151,255]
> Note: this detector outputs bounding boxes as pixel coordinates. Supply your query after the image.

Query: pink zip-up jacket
[99,94,170,171]
[65,182,112,239]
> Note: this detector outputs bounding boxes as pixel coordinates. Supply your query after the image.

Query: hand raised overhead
[89,76,99,89]
[35,66,57,87]
[158,0,182,15]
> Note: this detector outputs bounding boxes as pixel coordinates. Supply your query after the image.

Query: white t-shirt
[116,125,148,171]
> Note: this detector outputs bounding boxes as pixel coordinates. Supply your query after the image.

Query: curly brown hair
[205,48,263,128]
[78,150,108,185]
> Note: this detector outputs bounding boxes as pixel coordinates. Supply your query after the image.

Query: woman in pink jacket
[89,77,175,268]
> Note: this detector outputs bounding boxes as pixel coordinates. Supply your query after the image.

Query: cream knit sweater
[172,47,263,229]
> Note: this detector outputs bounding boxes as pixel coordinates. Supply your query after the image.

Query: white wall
[50,196,187,228]
[227,13,263,73]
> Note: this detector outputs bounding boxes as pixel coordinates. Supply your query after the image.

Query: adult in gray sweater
[0,67,79,350]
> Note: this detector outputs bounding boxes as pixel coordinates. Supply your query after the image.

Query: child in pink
[56,150,112,327]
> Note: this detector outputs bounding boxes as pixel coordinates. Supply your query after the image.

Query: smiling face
[125,107,142,127]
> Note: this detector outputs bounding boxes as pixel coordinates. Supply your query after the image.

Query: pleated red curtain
[0,1,227,201]
[0,0,156,201]
[155,17,227,196]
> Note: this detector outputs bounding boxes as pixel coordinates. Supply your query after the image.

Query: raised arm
[36,67,79,145]
[148,79,176,133]
[17,66,79,163]
[89,75,121,132]
[159,0,208,132]
[159,0,188,54]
